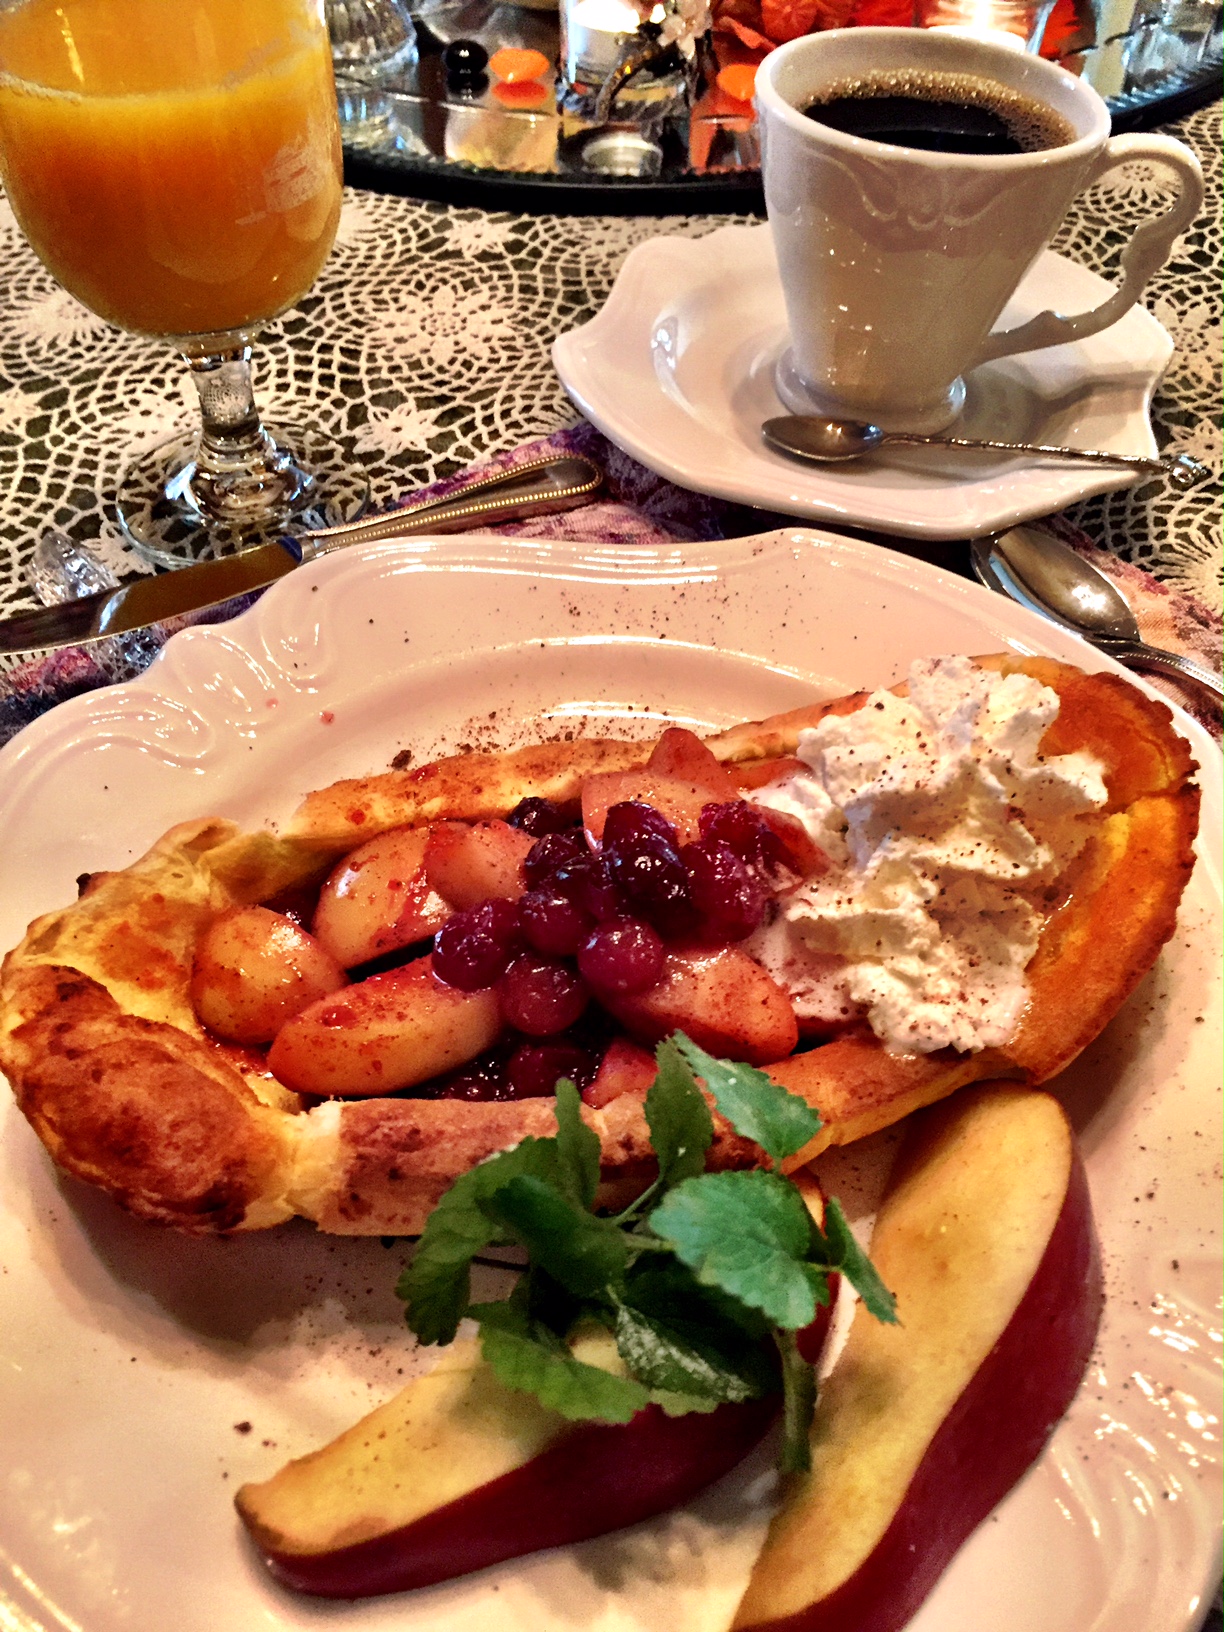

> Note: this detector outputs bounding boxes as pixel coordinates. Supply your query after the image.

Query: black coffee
[803,69,1075,156]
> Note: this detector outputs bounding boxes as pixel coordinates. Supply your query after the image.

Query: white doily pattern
[0,103,1218,619]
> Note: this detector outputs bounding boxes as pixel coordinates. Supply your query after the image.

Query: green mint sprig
[396,1033,896,1472]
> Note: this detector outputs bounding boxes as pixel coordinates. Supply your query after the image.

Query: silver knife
[0,454,603,655]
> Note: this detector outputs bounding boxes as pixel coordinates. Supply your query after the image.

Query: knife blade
[0,454,603,655]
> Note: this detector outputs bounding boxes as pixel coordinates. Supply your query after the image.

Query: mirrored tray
[337,0,1222,212]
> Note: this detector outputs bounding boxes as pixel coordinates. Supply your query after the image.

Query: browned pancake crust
[0,657,1199,1234]
[4,965,297,1232]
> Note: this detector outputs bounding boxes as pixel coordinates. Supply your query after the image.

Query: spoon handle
[892,433,1207,488]
[1098,637,1224,702]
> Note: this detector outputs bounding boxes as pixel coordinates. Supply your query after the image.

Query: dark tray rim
[342,60,1220,214]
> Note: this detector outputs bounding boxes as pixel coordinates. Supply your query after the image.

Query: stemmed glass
[0,0,368,567]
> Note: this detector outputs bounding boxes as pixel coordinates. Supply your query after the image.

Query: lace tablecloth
[0,103,1219,622]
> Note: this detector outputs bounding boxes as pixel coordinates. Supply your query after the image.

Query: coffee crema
[803,69,1077,156]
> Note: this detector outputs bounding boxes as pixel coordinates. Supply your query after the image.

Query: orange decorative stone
[488,46,551,82]
[490,77,550,107]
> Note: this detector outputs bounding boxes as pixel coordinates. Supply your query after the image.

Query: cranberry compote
[683,838,767,939]
[519,887,595,956]
[432,898,520,990]
[432,1040,515,1100]
[552,853,627,922]
[507,797,574,837]
[498,953,590,1035]
[507,1040,597,1097]
[601,802,693,928]
[578,918,665,994]
[524,829,588,888]
[700,800,791,875]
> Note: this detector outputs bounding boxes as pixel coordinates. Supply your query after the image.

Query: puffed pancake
[0,655,1199,1236]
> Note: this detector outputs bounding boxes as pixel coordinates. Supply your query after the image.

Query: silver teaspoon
[971,526,1223,702]
[761,416,1210,490]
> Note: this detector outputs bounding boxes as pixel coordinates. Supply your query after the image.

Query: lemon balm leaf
[472,1301,649,1423]
[480,1175,629,1300]
[815,1196,899,1324]
[646,1037,715,1191]
[649,1170,827,1329]
[397,1137,560,1345]
[553,1077,601,1209]
[672,1035,821,1165]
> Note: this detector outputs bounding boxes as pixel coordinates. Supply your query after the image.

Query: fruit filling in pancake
[0,654,1199,1236]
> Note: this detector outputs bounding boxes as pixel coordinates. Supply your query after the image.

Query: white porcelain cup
[755,29,1204,433]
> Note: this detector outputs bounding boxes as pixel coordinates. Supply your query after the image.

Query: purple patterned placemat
[2,422,1219,748]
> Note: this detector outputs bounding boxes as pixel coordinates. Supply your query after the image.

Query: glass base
[117,422,370,569]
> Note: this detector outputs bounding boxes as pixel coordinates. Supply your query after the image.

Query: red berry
[433,1041,514,1100]
[683,838,767,939]
[552,853,628,921]
[699,800,791,874]
[507,797,575,837]
[601,802,693,927]
[524,829,589,887]
[432,898,520,990]
[498,953,590,1035]
[520,887,595,956]
[577,918,665,994]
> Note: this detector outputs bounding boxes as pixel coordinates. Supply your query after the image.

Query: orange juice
[0,0,343,340]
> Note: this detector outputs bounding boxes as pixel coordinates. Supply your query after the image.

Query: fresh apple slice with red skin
[423,820,534,910]
[601,945,799,1065]
[236,1338,780,1600]
[313,827,449,969]
[733,1084,1103,1632]
[190,907,348,1045]
[268,955,501,1097]
[583,1036,659,1108]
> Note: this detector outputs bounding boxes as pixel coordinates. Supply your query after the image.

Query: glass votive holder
[914,0,1059,51]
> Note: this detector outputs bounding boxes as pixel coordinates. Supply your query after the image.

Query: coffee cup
[755,29,1203,434]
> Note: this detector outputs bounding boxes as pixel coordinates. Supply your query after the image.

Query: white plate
[552,224,1174,541]
[0,531,1218,1632]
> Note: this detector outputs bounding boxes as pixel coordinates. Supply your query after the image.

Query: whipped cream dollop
[747,656,1108,1056]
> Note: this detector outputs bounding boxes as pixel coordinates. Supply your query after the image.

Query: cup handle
[974,135,1204,365]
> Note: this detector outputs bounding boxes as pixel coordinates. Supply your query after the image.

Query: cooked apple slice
[313,827,449,969]
[648,726,742,790]
[582,728,743,846]
[268,955,500,1097]
[733,1083,1102,1632]
[190,907,348,1045]
[236,1334,778,1598]
[423,820,534,909]
[602,945,799,1065]
[583,1037,659,1109]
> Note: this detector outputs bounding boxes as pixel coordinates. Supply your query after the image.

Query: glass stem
[187,347,281,478]
[177,346,312,529]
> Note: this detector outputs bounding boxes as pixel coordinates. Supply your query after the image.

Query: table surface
[0,101,1219,635]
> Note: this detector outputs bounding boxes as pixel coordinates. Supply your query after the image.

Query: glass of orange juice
[0,0,368,566]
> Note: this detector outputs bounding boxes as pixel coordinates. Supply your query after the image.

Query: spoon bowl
[972,527,1222,703]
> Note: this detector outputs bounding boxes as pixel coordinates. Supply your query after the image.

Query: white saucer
[552,223,1174,541]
